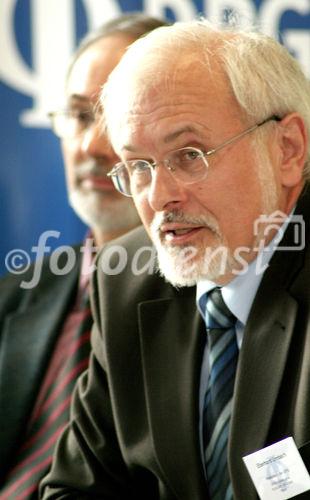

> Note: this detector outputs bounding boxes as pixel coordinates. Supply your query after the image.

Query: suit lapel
[229,286,297,499]
[229,193,308,499]
[138,291,208,499]
[0,265,79,470]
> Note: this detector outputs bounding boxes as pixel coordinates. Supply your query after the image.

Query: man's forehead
[122,122,207,150]
[115,57,227,111]
[104,52,234,153]
[112,75,228,127]
[67,34,133,98]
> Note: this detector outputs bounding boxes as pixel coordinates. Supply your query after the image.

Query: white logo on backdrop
[0,0,309,128]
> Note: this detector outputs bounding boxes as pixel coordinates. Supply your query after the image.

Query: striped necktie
[0,290,92,499]
[203,287,238,500]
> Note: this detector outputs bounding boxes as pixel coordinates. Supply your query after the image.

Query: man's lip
[160,223,203,233]
[159,224,204,242]
[80,175,115,191]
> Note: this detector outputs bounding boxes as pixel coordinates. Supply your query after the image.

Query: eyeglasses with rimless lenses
[107,115,281,197]
[48,107,101,139]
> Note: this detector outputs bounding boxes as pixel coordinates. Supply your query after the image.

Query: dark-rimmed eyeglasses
[107,115,281,197]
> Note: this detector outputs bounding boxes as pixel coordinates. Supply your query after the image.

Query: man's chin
[155,243,238,287]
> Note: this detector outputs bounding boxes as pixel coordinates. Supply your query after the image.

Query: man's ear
[277,112,308,188]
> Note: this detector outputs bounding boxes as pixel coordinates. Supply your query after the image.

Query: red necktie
[0,292,92,499]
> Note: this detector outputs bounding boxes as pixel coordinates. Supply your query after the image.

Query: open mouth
[161,225,203,242]
[171,228,194,235]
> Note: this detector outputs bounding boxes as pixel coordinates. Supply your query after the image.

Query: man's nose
[80,121,118,162]
[147,163,188,212]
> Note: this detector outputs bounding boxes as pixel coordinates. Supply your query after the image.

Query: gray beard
[69,189,140,234]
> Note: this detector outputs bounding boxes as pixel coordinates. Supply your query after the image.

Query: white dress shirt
[196,213,292,471]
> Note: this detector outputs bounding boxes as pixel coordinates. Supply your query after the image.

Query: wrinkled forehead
[101,84,159,154]
[101,47,229,153]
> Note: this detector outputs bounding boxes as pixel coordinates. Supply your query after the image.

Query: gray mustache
[76,162,108,178]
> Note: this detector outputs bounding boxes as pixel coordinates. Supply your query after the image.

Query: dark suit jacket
[0,247,81,483]
[41,189,310,499]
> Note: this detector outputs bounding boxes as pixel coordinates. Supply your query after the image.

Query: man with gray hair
[42,19,310,499]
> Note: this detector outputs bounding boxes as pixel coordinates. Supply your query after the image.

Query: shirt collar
[196,212,293,325]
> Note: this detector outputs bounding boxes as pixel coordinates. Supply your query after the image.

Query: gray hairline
[102,18,310,182]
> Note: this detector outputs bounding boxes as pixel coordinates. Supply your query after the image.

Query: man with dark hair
[0,13,167,498]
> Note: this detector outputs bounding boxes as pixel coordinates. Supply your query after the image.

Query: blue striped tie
[203,287,238,500]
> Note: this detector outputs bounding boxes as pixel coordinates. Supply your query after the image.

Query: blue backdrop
[0,0,309,276]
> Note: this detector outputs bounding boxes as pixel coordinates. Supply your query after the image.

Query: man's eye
[129,160,150,174]
[76,110,93,124]
[69,109,93,124]
[181,150,200,162]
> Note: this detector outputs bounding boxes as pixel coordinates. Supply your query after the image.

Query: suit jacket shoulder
[229,185,310,498]
[0,245,82,477]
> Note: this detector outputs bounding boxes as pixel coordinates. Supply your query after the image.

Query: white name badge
[243,437,310,499]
